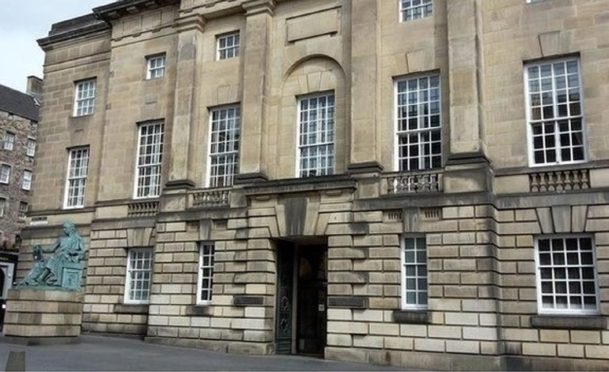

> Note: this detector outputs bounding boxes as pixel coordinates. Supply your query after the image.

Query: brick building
[20,0,609,369]
[0,79,40,308]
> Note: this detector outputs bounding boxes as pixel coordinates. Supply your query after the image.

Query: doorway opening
[275,240,327,356]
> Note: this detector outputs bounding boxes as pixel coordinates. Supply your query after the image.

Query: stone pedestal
[3,289,83,345]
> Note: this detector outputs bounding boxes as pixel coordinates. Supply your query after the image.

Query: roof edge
[93,0,180,22]
[37,13,110,49]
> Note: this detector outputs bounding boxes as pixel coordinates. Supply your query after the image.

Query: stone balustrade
[529,169,590,192]
[127,200,159,217]
[190,188,231,208]
[383,170,443,194]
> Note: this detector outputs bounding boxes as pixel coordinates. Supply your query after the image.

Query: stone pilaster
[166,14,205,190]
[444,0,489,193]
[234,0,276,184]
[347,0,383,174]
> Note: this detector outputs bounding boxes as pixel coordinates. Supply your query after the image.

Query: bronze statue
[20,221,85,290]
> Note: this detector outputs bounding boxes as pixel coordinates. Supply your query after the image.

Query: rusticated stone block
[4,289,83,343]
[328,296,368,309]
[233,295,264,306]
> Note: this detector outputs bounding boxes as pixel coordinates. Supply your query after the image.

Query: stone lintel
[328,296,367,309]
[392,310,430,324]
[91,217,156,231]
[242,175,356,196]
[233,296,264,306]
[347,161,384,175]
[233,172,269,185]
[530,315,607,330]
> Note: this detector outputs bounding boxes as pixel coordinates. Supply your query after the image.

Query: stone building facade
[21,0,609,369]
[0,80,40,307]
[0,81,39,247]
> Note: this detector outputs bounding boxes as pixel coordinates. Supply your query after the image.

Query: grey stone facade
[19,0,609,370]
[0,82,39,248]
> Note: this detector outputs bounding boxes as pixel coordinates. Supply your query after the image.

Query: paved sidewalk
[0,335,403,371]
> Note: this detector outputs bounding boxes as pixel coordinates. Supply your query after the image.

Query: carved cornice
[93,0,180,22]
[37,14,110,50]
[242,0,276,16]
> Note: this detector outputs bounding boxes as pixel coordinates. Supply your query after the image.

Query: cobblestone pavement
[0,335,404,371]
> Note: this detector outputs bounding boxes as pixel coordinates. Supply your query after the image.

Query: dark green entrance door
[296,245,327,355]
[275,242,327,356]
[275,243,294,354]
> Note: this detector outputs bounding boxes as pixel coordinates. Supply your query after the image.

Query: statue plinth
[3,288,83,345]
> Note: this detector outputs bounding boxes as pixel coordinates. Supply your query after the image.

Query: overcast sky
[0,0,111,92]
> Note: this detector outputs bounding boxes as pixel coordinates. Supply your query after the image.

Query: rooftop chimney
[26,76,43,103]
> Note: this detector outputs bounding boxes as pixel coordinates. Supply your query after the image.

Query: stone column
[444,0,490,193]
[234,0,275,184]
[166,14,205,190]
[347,0,383,174]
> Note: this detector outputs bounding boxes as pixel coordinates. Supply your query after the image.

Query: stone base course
[3,289,83,343]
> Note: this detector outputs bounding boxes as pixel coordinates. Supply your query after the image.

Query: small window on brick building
[21,170,32,191]
[124,248,153,304]
[536,236,599,315]
[401,237,428,310]
[26,138,36,157]
[3,132,15,151]
[0,164,11,184]
[197,243,215,305]
[0,198,6,217]
[217,32,240,60]
[400,0,432,22]
[146,54,166,80]
[18,202,28,220]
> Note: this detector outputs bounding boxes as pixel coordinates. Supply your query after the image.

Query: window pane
[298,93,335,177]
[396,74,442,171]
[135,123,164,198]
[126,248,153,303]
[402,237,427,309]
[536,237,598,314]
[526,59,584,165]
[198,243,215,303]
[65,148,89,208]
[209,106,240,187]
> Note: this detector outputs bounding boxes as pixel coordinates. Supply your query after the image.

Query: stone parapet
[3,289,83,344]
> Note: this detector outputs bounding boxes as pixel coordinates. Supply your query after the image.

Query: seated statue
[19,221,85,290]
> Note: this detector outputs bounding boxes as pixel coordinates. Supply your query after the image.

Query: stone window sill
[393,310,430,324]
[185,305,212,317]
[530,315,607,330]
[114,304,148,314]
